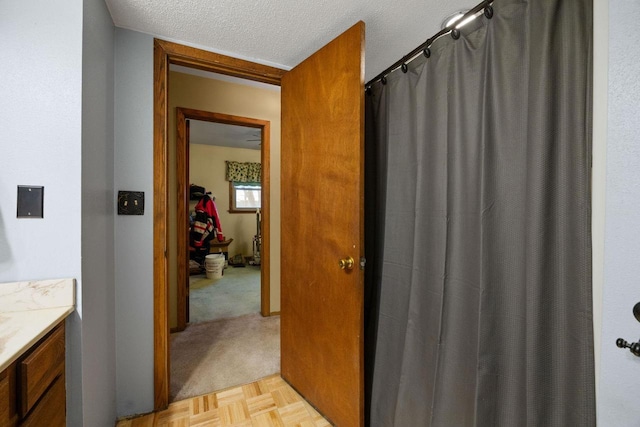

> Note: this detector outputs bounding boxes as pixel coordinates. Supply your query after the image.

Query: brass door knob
[339,256,355,270]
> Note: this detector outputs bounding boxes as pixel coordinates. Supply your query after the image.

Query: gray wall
[0,3,82,275]
[0,1,117,425]
[599,1,640,425]
[81,0,117,425]
[114,28,155,417]
[0,1,85,425]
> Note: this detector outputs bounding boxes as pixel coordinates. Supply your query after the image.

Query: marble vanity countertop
[0,278,75,372]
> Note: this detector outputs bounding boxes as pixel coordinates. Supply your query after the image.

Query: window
[229,182,261,213]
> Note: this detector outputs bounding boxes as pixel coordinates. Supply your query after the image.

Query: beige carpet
[170,312,280,402]
[189,266,260,323]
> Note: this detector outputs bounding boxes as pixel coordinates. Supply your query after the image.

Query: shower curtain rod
[366,0,495,89]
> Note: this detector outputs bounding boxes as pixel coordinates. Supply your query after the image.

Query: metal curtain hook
[484,5,494,19]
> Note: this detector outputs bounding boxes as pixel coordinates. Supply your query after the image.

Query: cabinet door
[0,362,18,426]
[20,376,65,427]
[19,323,65,416]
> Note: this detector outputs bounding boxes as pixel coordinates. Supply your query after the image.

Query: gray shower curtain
[365,0,595,425]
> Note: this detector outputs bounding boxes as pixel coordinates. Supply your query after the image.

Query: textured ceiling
[190,120,262,151]
[105,0,473,81]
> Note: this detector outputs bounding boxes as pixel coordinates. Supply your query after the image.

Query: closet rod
[366,0,494,89]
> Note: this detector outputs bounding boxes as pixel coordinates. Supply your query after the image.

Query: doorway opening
[184,118,264,325]
[171,106,278,401]
[175,108,272,330]
[153,38,286,410]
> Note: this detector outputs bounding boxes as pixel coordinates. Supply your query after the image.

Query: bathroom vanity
[0,279,75,426]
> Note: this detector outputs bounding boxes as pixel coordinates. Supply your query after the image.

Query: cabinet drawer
[0,362,18,426]
[20,375,65,427]
[19,323,65,416]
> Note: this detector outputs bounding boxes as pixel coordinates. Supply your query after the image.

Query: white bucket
[204,253,224,265]
[204,254,225,279]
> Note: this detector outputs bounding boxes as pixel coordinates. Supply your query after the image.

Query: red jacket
[191,194,224,247]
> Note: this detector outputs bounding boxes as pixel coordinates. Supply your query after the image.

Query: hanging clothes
[191,194,223,248]
[210,198,224,242]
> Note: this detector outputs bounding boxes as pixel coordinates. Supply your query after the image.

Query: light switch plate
[118,191,144,215]
[17,186,44,218]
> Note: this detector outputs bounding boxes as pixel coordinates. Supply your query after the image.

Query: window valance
[225,161,261,183]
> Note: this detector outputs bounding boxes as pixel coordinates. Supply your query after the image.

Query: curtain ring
[484,5,494,19]
[401,63,408,73]
[451,28,461,40]
[365,86,372,95]
[423,47,431,58]
[381,76,387,85]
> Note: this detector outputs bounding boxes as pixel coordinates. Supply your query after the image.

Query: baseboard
[269,311,280,316]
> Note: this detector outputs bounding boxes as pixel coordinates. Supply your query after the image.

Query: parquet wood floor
[116,375,332,427]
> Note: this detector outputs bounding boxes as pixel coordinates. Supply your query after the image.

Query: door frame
[176,107,271,331]
[153,38,285,410]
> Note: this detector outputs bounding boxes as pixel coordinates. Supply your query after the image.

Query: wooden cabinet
[0,322,65,427]
[20,376,65,427]
[0,360,18,426]
[19,324,65,418]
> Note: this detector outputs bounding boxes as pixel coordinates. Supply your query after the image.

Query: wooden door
[185,118,190,323]
[281,22,365,427]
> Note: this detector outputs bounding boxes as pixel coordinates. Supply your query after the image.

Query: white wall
[81,0,116,425]
[598,1,640,425]
[0,1,86,425]
[592,0,608,409]
[114,28,155,417]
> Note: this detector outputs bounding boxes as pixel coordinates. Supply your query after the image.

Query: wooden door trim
[153,38,284,410]
[176,108,272,332]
